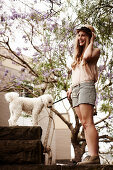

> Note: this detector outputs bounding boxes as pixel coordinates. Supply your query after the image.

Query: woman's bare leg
[74,106,82,121]
[79,104,99,156]
[75,104,99,156]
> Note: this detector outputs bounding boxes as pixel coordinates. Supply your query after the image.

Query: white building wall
[0,92,9,126]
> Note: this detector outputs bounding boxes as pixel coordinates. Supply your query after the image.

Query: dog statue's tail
[5,92,19,103]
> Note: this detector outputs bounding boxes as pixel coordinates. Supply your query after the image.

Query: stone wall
[0,126,44,164]
[0,164,113,170]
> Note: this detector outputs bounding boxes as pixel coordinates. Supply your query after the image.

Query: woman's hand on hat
[90,32,96,43]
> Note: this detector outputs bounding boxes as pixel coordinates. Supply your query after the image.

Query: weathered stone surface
[0,139,43,164]
[0,126,42,140]
[0,165,113,170]
[0,165,61,170]
[0,126,44,164]
[62,164,113,170]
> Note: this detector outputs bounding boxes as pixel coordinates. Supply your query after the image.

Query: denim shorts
[72,81,96,107]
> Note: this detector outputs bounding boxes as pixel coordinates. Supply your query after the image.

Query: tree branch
[50,107,74,132]
[95,112,111,125]
[4,39,39,77]
[0,53,27,68]
[99,135,113,142]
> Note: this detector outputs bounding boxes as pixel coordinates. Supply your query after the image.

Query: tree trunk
[71,130,86,162]
[73,142,86,162]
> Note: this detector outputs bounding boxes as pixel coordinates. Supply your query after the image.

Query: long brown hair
[71,32,91,69]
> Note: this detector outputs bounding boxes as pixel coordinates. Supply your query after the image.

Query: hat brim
[76,27,92,37]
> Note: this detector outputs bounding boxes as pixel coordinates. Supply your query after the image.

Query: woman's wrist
[90,32,96,44]
[90,39,94,45]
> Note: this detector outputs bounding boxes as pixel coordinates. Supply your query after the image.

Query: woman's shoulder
[93,47,100,54]
[93,47,100,58]
[87,47,100,63]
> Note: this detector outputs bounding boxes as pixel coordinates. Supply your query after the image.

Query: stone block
[62,164,113,170]
[0,139,43,164]
[0,126,44,164]
[0,126,42,140]
[0,165,113,170]
[0,165,61,170]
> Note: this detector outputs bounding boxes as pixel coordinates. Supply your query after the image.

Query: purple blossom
[67,45,74,54]
[22,35,27,39]
[55,68,62,71]
[95,96,99,105]
[17,75,25,82]
[4,70,9,76]
[21,68,25,72]
[33,52,38,57]
[73,27,77,34]
[43,46,50,53]
[13,13,20,19]
[33,57,38,63]
[11,9,21,20]
[34,0,37,3]
[12,61,17,65]
[20,75,25,81]
[21,14,27,19]
[106,73,112,79]
[16,47,21,51]
[16,47,21,56]
[23,47,28,51]
[50,69,55,73]
[0,30,5,34]
[98,65,105,72]
[16,51,21,56]
[10,15,15,20]
[0,5,2,9]
[49,24,55,32]
[94,41,99,47]
[8,22,13,27]
[99,94,103,100]
[43,72,50,77]
[16,81,22,86]
[42,13,49,20]
[11,75,16,80]
[59,44,64,50]
[108,116,113,119]
[22,35,28,42]
[62,73,67,78]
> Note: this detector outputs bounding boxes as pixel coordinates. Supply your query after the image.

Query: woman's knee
[81,119,94,129]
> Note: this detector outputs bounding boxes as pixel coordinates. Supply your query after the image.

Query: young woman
[67,25,100,164]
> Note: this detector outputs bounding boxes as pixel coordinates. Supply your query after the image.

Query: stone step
[0,126,44,164]
[0,126,42,140]
[0,164,113,170]
[0,139,43,164]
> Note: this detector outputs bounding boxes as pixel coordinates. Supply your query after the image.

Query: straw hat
[84,24,95,32]
[76,24,95,37]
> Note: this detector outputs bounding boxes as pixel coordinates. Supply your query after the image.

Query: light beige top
[72,60,98,87]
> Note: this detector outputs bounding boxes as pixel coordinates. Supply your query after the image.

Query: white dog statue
[5,92,53,126]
